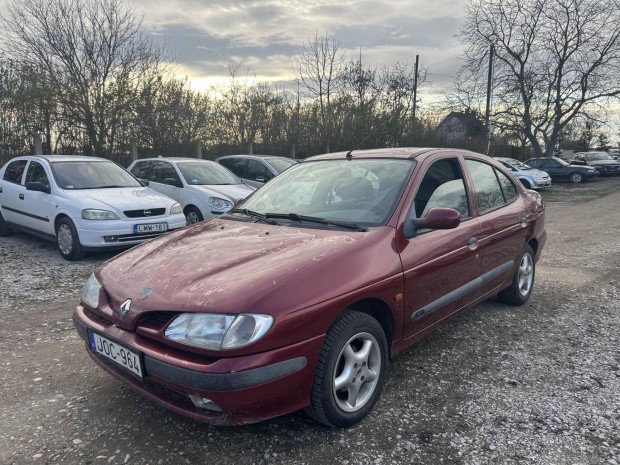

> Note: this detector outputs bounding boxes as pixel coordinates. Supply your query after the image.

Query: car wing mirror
[26,181,51,194]
[404,208,461,238]
[138,178,150,187]
[255,176,265,183]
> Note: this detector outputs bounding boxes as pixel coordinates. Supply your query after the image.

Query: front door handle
[467,236,478,250]
[19,193,24,200]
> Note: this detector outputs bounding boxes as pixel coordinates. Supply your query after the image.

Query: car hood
[189,184,254,201]
[526,168,549,177]
[96,219,386,324]
[63,187,174,211]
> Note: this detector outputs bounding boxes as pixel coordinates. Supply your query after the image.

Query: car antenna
[346,117,392,159]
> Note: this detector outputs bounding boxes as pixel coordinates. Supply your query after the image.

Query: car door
[0,159,29,225]
[246,159,274,185]
[463,158,528,296]
[17,160,56,235]
[543,159,568,180]
[399,154,483,341]
[149,161,181,201]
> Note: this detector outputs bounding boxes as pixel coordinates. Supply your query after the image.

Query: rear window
[2,159,28,184]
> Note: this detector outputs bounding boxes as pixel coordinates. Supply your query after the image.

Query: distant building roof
[436,110,486,143]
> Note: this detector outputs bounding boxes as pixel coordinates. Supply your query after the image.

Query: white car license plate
[89,332,143,378]
[134,223,168,234]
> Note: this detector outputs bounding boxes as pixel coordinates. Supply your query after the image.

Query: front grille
[117,231,168,242]
[124,208,166,218]
[84,307,113,325]
[140,311,177,328]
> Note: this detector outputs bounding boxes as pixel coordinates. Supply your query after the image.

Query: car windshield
[585,152,614,161]
[233,158,414,227]
[177,161,242,185]
[50,161,142,189]
[267,157,297,173]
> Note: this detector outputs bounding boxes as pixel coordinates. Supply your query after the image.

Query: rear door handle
[19,193,24,200]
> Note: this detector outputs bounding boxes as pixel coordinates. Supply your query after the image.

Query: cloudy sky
[130,0,468,94]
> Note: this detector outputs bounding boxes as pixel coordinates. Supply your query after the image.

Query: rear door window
[219,158,247,178]
[465,159,515,214]
[3,159,28,184]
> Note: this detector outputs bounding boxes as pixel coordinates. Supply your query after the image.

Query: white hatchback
[0,155,187,260]
[127,158,255,224]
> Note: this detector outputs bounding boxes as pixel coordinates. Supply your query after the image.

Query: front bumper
[532,178,552,188]
[72,306,324,425]
[75,214,187,248]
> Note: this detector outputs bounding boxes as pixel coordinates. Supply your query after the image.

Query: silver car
[494,157,552,189]
[216,154,298,188]
[128,158,254,224]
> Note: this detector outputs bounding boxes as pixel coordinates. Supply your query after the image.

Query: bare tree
[460,0,620,157]
[294,32,344,142]
[1,0,164,156]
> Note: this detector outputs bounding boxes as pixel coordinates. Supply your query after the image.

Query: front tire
[185,206,204,225]
[305,310,388,428]
[520,179,532,189]
[56,218,85,261]
[569,172,584,183]
[498,245,535,306]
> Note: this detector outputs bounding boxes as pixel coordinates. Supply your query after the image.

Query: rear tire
[569,172,584,183]
[498,245,535,306]
[56,218,85,261]
[0,211,11,236]
[305,310,388,428]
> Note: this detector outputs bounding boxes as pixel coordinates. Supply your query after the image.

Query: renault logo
[144,209,151,216]
[119,299,132,319]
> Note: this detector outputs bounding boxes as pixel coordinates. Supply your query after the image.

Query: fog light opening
[189,395,222,412]
[103,235,119,243]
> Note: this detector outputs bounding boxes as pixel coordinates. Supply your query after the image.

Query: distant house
[436,110,486,145]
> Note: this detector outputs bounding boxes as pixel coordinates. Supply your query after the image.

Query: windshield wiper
[228,208,280,225]
[264,213,367,232]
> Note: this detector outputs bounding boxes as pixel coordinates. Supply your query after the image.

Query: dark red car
[73,148,546,427]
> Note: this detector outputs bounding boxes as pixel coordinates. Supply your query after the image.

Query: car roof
[216,154,291,160]
[14,155,111,163]
[306,147,472,161]
[493,157,518,162]
[133,157,216,163]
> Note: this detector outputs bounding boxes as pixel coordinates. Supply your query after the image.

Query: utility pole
[485,44,494,155]
[412,55,419,127]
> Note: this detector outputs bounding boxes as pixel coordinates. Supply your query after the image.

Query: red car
[73,148,546,427]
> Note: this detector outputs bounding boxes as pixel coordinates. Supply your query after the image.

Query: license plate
[134,223,167,234]
[89,331,143,378]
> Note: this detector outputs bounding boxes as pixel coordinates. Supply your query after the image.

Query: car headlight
[170,202,183,215]
[164,313,273,350]
[81,273,102,308]
[209,197,233,210]
[82,209,119,220]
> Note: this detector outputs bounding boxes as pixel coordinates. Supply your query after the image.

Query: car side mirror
[26,181,51,194]
[404,208,461,238]
[255,176,265,183]
[138,178,150,186]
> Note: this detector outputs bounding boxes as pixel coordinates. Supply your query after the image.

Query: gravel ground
[0,177,619,465]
